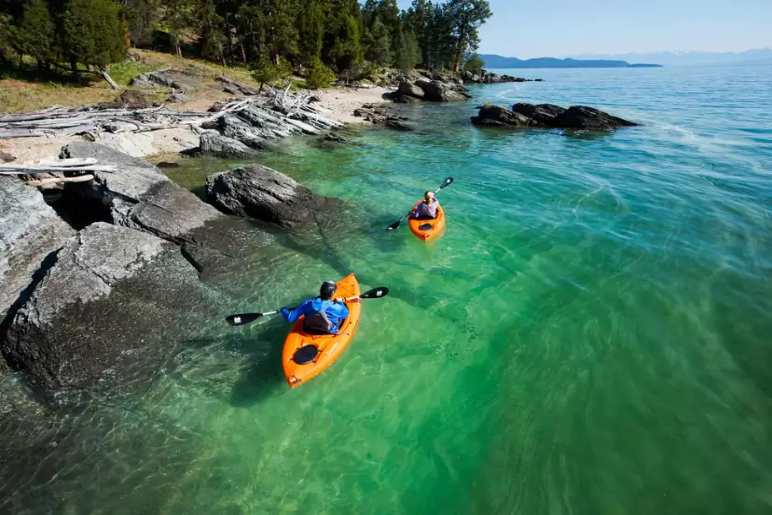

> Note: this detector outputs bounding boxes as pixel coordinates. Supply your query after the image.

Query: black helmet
[320,281,337,300]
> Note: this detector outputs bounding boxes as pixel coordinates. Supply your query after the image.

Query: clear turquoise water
[2,64,772,514]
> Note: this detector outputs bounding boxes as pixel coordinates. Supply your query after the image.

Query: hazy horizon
[396,0,772,59]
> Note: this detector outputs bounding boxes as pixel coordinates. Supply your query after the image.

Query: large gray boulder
[59,143,222,241]
[194,130,261,159]
[0,177,75,324]
[397,80,425,99]
[416,79,468,102]
[205,165,340,228]
[2,223,205,394]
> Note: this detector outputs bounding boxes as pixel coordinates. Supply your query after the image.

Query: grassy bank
[0,49,263,114]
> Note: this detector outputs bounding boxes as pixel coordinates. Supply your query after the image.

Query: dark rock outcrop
[205,165,340,228]
[471,104,534,128]
[512,103,566,126]
[0,177,76,324]
[353,104,414,131]
[555,105,638,130]
[3,222,209,395]
[59,142,222,241]
[385,77,471,103]
[463,70,541,84]
[472,102,638,131]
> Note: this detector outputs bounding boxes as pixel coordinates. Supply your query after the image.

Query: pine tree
[395,29,419,71]
[444,0,491,72]
[15,0,57,71]
[297,0,325,66]
[122,0,163,48]
[362,17,391,66]
[324,0,362,74]
[63,0,126,85]
[196,0,225,64]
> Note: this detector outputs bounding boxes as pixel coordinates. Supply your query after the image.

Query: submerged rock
[205,165,340,228]
[2,222,207,394]
[472,102,638,131]
[0,177,75,325]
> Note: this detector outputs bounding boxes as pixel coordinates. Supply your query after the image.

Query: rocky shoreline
[0,68,637,409]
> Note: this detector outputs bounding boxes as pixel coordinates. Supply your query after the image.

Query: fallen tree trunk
[98,67,119,91]
[26,174,95,187]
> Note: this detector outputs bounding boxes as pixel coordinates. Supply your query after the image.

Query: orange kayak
[282,273,361,388]
[408,205,446,241]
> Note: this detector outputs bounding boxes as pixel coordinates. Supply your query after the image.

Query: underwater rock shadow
[227,322,288,408]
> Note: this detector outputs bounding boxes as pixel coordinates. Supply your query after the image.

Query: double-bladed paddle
[225,286,390,327]
[385,176,454,231]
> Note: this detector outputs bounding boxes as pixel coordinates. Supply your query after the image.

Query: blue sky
[396,0,772,57]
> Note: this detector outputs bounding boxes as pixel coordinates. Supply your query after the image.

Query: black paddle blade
[225,313,262,326]
[360,287,389,299]
[438,176,454,190]
[385,220,402,231]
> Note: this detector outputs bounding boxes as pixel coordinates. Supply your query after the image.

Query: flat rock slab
[0,177,75,322]
[205,165,341,229]
[60,142,222,240]
[3,222,208,395]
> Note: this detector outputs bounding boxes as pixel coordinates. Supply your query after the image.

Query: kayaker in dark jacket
[280,281,350,334]
[410,191,440,220]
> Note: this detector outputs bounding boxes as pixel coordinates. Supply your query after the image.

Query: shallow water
[2,64,772,514]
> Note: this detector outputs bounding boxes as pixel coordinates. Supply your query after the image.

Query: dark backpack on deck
[303,310,332,335]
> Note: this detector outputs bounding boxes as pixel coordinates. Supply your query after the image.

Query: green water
[2,65,772,514]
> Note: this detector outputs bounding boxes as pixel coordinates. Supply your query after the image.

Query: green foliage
[305,59,336,89]
[325,7,362,73]
[395,29,420,71]
[63,0,127,69]
[107,59,155,86]
[463,53,484,74]
[15,0,56,69]
[251,57,291,91]
[297,0,325,66]
[444,0,492,71]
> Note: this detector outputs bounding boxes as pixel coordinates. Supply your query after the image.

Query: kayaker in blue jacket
[280,281,350,334]
[409,191,440,220]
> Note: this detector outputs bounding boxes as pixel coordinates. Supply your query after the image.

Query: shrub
[305,60,336,90]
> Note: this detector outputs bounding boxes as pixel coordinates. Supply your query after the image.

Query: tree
[15,0,57,71]
[463,53,484,74]
[161,0,194,57]
[324,0,362,74]
[395,29,419,71]
[63,0,127,87]
[251,56,290,92]
[362,16,391,66]
[305,58,335,89]
[297,0,325,66]
[121,0,163,48]
[196,0,225,64]
[444,0,491,72]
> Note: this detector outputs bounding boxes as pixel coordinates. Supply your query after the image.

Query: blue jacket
[280,298,350,334]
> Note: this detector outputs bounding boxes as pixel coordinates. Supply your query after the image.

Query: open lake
[2,64,771,514]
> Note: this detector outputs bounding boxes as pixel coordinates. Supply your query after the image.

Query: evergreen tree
[297,0,325,66]
[62,0,126,85]
[15,0,57,70]
[161,0,194,57]
[122,0,163,47]
[395,28,419,71]
[362,16,391,66]
[196,0,225,64]
[444,0,491,72]
[324,0,362,73]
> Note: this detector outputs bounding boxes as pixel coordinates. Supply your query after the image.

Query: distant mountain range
[570,48,772,66]
[480,54,661,69]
